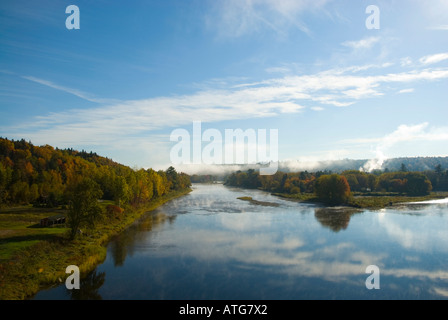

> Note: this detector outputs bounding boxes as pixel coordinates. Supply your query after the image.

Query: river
[33,183,448,300]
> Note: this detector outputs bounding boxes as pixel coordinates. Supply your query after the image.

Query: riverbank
[0,188,192,300]
[272,191,448,209]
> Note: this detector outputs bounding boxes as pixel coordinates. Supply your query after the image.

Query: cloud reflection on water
[35,184,448,299]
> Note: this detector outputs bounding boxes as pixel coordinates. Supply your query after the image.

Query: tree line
[0,138,191,208]
[224,166,442,205]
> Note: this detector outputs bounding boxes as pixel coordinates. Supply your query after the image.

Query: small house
[40,214,66,227]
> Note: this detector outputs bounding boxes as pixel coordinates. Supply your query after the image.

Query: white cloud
[265,66,291,74]
[419,53,448,65]
[400,57,413,67]
[342,37,380,50]
[343,86,383,100]
[7,52,448,168]
[18,65,448,140]
[398,88,414,94]
[21,76,119,104]
[427,25,448,30]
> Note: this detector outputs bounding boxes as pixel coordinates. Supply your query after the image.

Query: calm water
[33,184,448,300]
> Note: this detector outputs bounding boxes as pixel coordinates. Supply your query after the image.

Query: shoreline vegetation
[235,189,448,210]
[270,191,448,209]
[0,187,192,300]
[225,167,448,209]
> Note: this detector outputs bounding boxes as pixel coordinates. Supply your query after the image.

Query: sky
[1,0,448,173]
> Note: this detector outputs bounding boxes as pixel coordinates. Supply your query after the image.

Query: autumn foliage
[314,174,351,205]
[0,138,191,207]
[106,204,124,217]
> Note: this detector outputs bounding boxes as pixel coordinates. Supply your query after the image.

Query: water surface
[34,184,448,300]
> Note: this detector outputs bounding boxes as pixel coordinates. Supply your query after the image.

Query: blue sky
[1,0,448,172]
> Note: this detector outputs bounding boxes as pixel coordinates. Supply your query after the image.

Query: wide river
[34,183,448,300]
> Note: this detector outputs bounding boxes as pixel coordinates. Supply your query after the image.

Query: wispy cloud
[342,37,380,50]
[21,76,120,104]
[206,0,330,38]
[398,88,414,94]
[400,57,413,67]
[13,64,448,133]
[427,25,448,30]
[6,53,448,168]
[419,53,448,65]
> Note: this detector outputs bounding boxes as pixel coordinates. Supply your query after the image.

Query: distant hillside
[382,157,448,172]
[177,157,448,176]
[279,157,448,173]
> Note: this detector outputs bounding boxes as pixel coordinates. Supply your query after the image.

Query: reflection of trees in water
[67,270,105,300]
[109,212,176,266]
[314,207,361,232]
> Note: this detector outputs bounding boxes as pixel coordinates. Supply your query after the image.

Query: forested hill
[0,137,191,207]
[382,157,448,172]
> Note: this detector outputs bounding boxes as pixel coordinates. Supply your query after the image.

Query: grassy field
[0,206,69,261]
[0,188,192,300]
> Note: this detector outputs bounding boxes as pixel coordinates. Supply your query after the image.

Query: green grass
[0,206,68,261]
[0,188,192,300]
